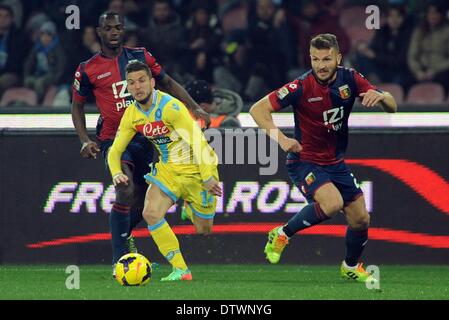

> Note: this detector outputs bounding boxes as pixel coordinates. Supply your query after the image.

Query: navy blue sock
[283,202,330,237]
[344,227,368,267]
[129,207,144,234]
[109,202,131,264]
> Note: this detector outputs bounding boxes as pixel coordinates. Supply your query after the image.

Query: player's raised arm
[249,95,302,153]
[107,110,136,186]
[71,65,100,159]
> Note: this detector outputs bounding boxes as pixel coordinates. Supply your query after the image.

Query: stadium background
[0,0,448,268]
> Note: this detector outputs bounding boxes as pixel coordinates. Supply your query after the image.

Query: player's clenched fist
[203,177,222,197]
[80,140,100,159]
[112,173,129,186]
[279,137,302,153]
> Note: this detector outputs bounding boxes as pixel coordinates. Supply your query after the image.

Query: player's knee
[142,207,162,225]
[356,212,370,229]
[350,211,370,230]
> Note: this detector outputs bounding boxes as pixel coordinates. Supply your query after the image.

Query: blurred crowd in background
[1,0,449,109]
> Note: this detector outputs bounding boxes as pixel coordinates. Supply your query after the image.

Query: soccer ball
[115,253,152,286]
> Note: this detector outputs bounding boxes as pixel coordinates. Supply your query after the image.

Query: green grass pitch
[0,264,448,300]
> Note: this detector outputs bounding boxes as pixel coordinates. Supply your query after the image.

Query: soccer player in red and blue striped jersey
[250,33,397,283]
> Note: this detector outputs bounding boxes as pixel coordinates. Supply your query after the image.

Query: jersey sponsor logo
[323,106,345,131]
[116,99,135,111]
[152,136,172,145]
[97,72,112,79]
[338,84,351,99]
[308,97,323,102]
[112,80,131,99]
[137,121,169,138]
[112,80,134,111]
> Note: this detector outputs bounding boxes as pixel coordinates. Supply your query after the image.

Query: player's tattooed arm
[71,100,100,159]
[158,74,211,128]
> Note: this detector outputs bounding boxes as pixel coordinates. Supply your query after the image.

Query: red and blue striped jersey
[72,46,165,141]
[268,67,376,165]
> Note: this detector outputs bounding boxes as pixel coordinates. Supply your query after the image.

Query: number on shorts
[148,163,156,176]
[201,190,214,206]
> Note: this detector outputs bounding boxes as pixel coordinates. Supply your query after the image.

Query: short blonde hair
[310,34,340,52]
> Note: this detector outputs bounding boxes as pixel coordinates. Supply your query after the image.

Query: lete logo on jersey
[136,121,169,137]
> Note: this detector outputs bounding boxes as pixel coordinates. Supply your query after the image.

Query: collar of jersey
[135,90,159,117]
[99,47,123,59]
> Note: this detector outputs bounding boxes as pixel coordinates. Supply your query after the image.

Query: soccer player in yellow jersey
[108,61,222,281]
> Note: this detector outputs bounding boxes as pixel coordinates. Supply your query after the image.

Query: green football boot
[340,261,378,284]
[126,235,138,253]
[264,226,289,264]
[181,201,192,222]
[161,268,192,281]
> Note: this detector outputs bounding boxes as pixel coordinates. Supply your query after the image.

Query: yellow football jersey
[108,90,218,182]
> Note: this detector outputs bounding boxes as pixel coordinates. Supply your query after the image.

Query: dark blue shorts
[100,133,155,186]
[286,160,363,206]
